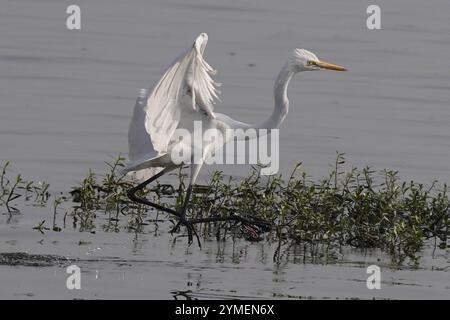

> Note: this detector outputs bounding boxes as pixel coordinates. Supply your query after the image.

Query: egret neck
[257,63,294,130]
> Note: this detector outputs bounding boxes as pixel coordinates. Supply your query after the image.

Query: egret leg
[169,183,202,247]
[127,168,200,246]
[127,167,181,218]
[168,162,205,246]
[180,184,193,219]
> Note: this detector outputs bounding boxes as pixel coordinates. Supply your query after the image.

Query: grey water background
[0,0,449,299]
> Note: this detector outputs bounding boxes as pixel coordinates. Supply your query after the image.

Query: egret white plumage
[123,33,346,245]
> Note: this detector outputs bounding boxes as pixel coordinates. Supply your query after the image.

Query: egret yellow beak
[315,60,347,71]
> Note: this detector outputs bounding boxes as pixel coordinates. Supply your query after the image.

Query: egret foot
[170,218,202,248]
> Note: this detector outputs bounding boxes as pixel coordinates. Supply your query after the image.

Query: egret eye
[307,60,316,66]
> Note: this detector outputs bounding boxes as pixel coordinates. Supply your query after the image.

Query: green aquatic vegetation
[0,161,51,212]
[32,181,51,205]
[32,220,50,234]
[2,156,449,264]
[64,154,450,264]
[52,196,64,232]
[68,156,153,233]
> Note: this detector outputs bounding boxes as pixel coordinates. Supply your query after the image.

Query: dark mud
[0,252,75,267]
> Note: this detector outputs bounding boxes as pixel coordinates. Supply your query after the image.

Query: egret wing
[143,33,221,153]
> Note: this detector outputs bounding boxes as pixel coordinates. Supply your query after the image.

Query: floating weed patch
[66,154,450,264]
[68,157,156,233]
[1,155,449,265]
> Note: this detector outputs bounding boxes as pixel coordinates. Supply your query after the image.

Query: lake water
[0,0,449,299]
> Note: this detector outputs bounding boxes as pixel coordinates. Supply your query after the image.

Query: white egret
[123,33,346,245]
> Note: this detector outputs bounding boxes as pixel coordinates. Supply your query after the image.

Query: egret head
[290,49,346,72]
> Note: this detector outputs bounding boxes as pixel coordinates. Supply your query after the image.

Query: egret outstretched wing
[143,33,220,154]
[122,88,158,180]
